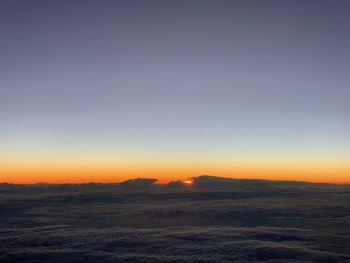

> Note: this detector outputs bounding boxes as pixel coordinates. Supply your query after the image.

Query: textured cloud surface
[1,177,350,262]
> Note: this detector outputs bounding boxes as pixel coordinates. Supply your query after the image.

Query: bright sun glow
[183,179,193,185]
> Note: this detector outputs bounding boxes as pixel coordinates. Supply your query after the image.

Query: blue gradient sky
[1,0,350,183]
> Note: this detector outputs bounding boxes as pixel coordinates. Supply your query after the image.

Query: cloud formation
[1,176,350,262]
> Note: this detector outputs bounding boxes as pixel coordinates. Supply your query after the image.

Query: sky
[1,0,350,183]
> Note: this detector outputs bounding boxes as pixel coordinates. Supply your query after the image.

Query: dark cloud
[1,177,350,262]
[1,226,349,262]
[120,178,158,191]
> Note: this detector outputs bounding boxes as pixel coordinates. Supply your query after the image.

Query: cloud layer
[1,177,350,262]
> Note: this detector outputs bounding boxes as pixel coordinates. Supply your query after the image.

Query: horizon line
[1,175,349,185]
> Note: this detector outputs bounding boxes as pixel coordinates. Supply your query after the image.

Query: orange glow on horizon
[183,179,194,185]
[1,159,349,184]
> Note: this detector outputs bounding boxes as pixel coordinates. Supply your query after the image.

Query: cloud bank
[1,176,349,262]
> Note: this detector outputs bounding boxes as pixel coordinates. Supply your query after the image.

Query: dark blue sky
[1,0,350,178]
